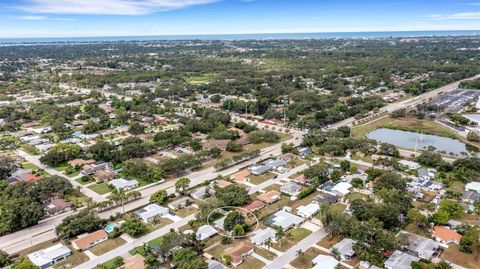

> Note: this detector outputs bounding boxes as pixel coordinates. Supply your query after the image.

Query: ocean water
[1,30,478,44]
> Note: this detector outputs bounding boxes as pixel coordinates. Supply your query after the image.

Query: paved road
[263,228,327,269]
[329,74,480,129]
[73,214,196,269]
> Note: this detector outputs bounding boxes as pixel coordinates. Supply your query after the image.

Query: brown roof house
[72,230,108,251]
[227,242,254,267]
[44,199,72,216]
[432,226,462,245]
[68,159,96,168]
[257,190,281,204]
[231,170,251,184]
[94,170,117,182]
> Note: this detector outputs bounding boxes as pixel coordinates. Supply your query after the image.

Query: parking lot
[431,89,480,113]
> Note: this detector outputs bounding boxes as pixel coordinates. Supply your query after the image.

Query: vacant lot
[272,228,312,252]
[290,247,324,269]
[441,243,480,269]
[53,251,89,269]
[89,182,112,194]
[90,237,126,256]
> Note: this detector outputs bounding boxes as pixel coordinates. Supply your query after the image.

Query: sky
[0,0,479,38]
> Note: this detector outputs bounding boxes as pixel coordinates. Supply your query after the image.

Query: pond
[367,128,469,156]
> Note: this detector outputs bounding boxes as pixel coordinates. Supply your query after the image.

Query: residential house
[94,170,116,182]
[331,182,353,196]
[462,190,480,204]
[265,210,304,230]
[214,179,232,188]
[27,244,72,269]
[297,202,320,219]
[278,153,296,162]
[250,227,276,246]
[190,186,215,200]
[227,242,254,267]
[72,230,109,250]
[231,170,251,184]
[264,159,287,170]
[168,197,192,210]
[196,225,218,241]
[465,182,480,193]
[398,160,421,170]
[280,182,302,196]
[81,162,112,175]
[135,204,169,222]
[402,232,442,260]
[207,260,226,269]
[331,238,356,261]
[312,254,339,269]
[315,193,339,204]
[44,199,72,216]
[384,250,420,269]
[110,178,139,191]
[242,200,265,212]
[417,169,433,180]
[292,174,311,186]
[257,190,281,204]
[298,147,312,156]
[250,165,271,176]
[432,226,462,245]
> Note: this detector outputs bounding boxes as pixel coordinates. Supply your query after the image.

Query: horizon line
[1,29,480,41]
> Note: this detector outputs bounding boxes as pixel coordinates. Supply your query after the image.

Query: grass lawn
[447,181,465,195]
[53,251,89,269]
[249,172,276,185]
[148,218,173,231]
[89,182,112,195]
[286,159,306,169]
[207,243,229,261]
[185,73,216,85]
[290,247,323,269]
[317,236,339,249]
[89,238,126,256]
[254,247,277,260]
[21,162,39,171]
[64,190,90,207]
[458,213,480,226]
[257,196,290,221]
[330,203,347,213]
[53,163,68,172]
[441,243,480,269]
[290,192,318,210]
[176,206,198,218]
[66,170,80,178]
[96,256,123,269]
[345,192,367,202]
[352,117,459,139]
[404,223,431,238]
[272,228,312,252]
[75,177,93,185]
[237,256,265,269]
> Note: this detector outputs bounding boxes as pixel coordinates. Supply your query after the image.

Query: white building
[135,204,169,222]
[465,182,480,193]
[296,202,320,219]
[250,227,276,246]
[312,254,338,269]
[110,178,139,191]
[196,225,218,241]
[384,250,419,269]
[28,244,71,269]
[331,182,353,196]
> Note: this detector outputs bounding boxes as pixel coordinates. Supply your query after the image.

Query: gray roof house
[196,225,218,241]
[250,165,272,176]
[403,232,442,260]
[250,227,276,246]
[462,190,480,204]
[280,182,302,196]
[190,186,215,200]
[265,210,304,230]
[384,250,420,269]
[135,204,169,222]
[264,159,287,168]
[168,197,192,210]
[331,238,356,261]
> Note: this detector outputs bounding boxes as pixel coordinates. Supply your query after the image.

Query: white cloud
[17,15,47,20]
[16,0,219,15]
[429,12,480,20]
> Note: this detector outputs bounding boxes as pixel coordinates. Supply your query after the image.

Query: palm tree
[275,226,285,247]
[265,238,272,250]
[296,249,304,257]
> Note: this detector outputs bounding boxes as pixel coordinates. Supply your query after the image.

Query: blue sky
[1,0,479,38]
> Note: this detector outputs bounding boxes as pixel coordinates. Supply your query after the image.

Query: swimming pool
[104,223,118,233]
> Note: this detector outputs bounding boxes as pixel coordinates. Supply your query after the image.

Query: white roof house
[384,250,420,269]
[312,254,338,269]
[110,178,139,190]
[250,227,276,246]
[196,225,218,241]
[27,244,71,269]
[398,160,421,170]
[135,204,169,222]
[297,202,320,219]
[265,210,304,230]
[465,182,480,193]
[331,182,353,196]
